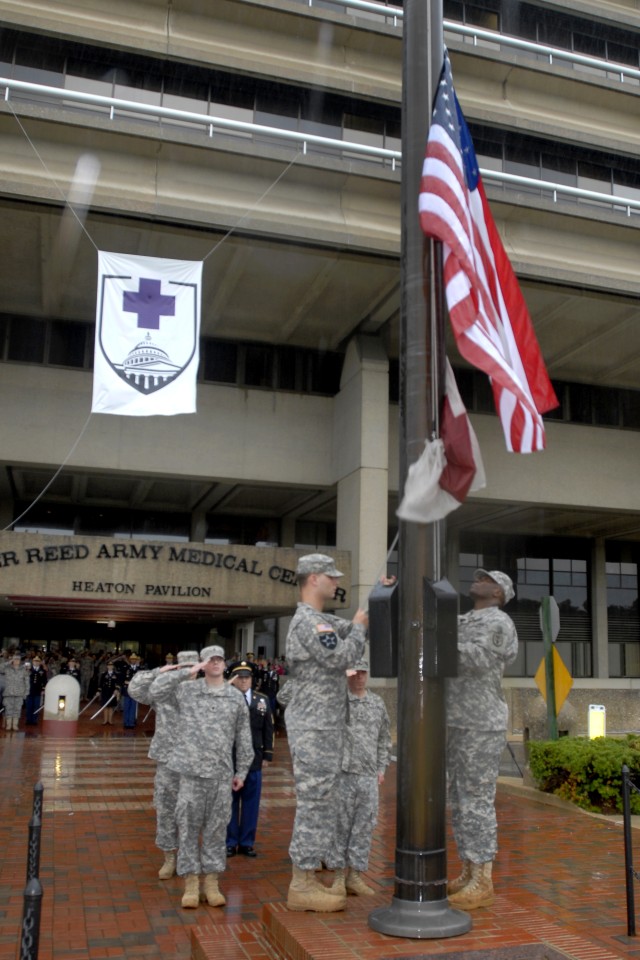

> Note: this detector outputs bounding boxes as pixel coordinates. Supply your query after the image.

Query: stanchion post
[622,765,636,937]
[26,783,44,884]
[19,877,43,960]
[32,782,44,821]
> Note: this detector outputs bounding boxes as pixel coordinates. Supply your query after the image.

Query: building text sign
[0,533,350,611]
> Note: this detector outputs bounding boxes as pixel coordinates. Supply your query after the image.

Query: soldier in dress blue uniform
[25,656,48,725]
[122,653,142,728]
[226,662,274,857]
[98,662,120,725]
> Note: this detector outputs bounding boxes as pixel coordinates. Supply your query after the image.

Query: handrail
[299,0,640,84]
[2,76,639,216]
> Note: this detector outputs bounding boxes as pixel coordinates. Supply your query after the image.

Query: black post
[19,877,43,960]
[369,0,470,938]
[622,765,636,937]
[26,782,44,884]
[32,782,44,821]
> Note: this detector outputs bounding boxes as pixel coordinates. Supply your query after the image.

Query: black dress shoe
[226,846,237,857]
[239,846,257,857]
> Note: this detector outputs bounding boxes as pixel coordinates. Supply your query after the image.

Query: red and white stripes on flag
[397,361,485,524]
[92,251,202,416]
[419,51,558,453]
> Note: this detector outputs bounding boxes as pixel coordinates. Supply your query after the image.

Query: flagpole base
[369,897,472,939]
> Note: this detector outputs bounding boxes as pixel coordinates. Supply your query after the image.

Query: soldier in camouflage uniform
[328,658,391,897]
[1,652,28,730]
[447,569,518,910]
[128,649,199,880]
[149,644,253,910]
[285,553,368,913]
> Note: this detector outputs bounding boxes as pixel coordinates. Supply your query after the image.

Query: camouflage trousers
[288,729,342,871]
[447,725,506,863]
[153,761,180,852]
[3,696,23,720]
[175,774,232,876]
[327,773,378,872]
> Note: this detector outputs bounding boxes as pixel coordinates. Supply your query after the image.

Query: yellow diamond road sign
[534,647,573,714]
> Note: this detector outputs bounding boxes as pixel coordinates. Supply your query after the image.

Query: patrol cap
[474,569,515,605]
[200,644,225,662]
[295,553,344,578]
[346,658,369,676]
[231,661,253,677]
[177,650,199,665]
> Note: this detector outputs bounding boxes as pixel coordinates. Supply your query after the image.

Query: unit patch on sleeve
[316,623,338,650]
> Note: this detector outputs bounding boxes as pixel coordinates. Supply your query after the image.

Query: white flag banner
[92,251,203,416]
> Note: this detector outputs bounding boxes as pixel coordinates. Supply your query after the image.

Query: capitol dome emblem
[97,274,199,396]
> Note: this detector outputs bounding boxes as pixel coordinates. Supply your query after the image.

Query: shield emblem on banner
[97,272,199,397]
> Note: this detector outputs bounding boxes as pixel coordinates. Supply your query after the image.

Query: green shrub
[527,735,640,814]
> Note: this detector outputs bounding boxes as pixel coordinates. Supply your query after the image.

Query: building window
[606,545,639,678]
[7,316,46,363]
[459,536,592,678]
[49,320,88,368]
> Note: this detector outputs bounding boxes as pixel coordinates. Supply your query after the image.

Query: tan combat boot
[447,860,472,896]
[287,865,346,912]
[158,851,177,880]
[448,861,494,910]
[13,717,20,731]
[181,873,200,909]
[203,873,226,907]
[345,869,376,896]
[330,868,346,897]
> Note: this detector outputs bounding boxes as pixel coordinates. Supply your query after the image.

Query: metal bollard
[32,782,44,821]
[622,765,636,937]
[19,877,42,960]
[26,783,44,884]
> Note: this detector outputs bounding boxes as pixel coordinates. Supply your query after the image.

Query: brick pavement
[1,714,639,960]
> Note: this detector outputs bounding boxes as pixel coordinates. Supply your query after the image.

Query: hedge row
[527,735,640,814]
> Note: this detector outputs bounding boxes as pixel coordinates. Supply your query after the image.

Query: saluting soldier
[128,649,199,880]
[149,645,253,910]
[1,652,29,731]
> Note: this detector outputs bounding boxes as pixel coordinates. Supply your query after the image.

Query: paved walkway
[1,714,639,960]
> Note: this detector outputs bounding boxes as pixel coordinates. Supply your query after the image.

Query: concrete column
[333,335,389,614]
[279,516,296,548]
[591,538,609,678]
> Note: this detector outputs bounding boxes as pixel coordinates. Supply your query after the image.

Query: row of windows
[389,362,640,432]
[0,28,401,147]
[0,315,343,397]
[4,312,640,428]
[13,503,337,551]
[445,0,640,69]
[2,28,639,200]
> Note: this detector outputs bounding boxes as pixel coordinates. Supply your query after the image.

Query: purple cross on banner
[123,278,176,329]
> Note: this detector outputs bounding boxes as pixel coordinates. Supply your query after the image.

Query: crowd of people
[0,559,517,915]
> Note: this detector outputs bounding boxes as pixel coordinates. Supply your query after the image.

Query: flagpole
[369,0,470,939]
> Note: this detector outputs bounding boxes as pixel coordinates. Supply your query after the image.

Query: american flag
[419,51,558,453]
